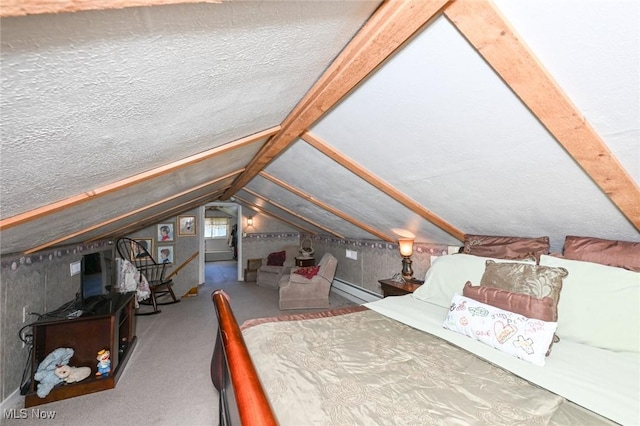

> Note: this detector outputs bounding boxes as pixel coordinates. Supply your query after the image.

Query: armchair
[256,245,299,289]
[278,253,338,310]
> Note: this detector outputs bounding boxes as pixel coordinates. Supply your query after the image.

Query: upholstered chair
[256,245,299,289]
[278,253,338,310]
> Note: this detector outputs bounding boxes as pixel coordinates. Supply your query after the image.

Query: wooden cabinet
[378,279,423,297]
[295,257,315,267]
[25,292,137,407]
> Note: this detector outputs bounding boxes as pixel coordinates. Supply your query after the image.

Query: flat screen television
[80,250,114,308]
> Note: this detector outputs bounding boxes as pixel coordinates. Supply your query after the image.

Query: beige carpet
[4,261,355,426]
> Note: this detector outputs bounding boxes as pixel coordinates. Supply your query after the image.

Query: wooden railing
[166,251,199,280]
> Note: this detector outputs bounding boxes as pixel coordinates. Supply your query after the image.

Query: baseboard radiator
[331,279,381,304]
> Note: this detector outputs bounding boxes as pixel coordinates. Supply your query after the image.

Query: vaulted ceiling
[1,0,638,256]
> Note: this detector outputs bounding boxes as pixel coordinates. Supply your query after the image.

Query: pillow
[539,255,639,353]
[464,281,558,356]
[413,254,535,308]
[462,234,550,261]
[479,260,567,314]
[293,266,320,279]
[443,294,557,366]
[266,250,286,266]
[563,235,640,272]
[462,282,556,321]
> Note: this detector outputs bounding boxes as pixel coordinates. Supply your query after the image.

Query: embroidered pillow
[462,234,550,261]
[463,281,559,355]
[266,250,286,266]
[293,266,320,280]
[443,294,557,366]
[479,260,567,320]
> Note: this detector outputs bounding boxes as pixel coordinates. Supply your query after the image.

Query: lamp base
[401,256,413,281]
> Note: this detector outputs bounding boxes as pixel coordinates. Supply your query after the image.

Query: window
[204,217,229,238]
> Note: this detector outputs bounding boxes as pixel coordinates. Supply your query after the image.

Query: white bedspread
[366,295,640,425]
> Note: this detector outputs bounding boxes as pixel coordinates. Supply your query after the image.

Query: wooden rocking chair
[116,237,180,315]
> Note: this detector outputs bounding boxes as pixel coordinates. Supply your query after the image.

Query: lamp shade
[398,238,414,257]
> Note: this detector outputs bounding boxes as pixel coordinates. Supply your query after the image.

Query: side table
[295,256,315,267]
[378,278,423,297]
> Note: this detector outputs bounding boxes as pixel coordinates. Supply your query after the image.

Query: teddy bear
[33,347,74,398]
[54,365,91,383]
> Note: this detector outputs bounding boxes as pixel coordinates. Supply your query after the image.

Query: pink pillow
[293,266,320,279]
[462,234,550,261]
[267,250,286,266]
[563,235,640,272]
[462,281,556,321]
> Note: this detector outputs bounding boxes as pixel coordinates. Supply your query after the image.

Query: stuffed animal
[54,365,91,383]
[96,349,111,377]
[33,347,74,398]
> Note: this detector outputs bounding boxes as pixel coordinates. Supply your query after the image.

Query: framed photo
[157,245,174,264]
[131,238,153,260]
[157,223,174,242]
[178,215,197,236]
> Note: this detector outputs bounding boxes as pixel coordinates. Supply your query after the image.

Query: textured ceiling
[0,0,638,256]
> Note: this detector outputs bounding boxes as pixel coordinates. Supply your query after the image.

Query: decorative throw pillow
[293,266,320,280]
[462,282,556,321]
[412,254,536,309]
[479,260,567,318]
[563,235,640,272]
[462,234,550,261]
[443,294,557,366]
[266,250,286,266]
[463,281,558,355]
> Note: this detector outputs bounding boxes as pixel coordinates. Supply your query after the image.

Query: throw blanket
[117,258,150,306]
[242,309,611,425]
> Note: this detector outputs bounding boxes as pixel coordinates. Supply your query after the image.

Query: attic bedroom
[1,0,638,424]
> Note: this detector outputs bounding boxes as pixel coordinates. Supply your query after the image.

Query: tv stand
[25,292,137,407]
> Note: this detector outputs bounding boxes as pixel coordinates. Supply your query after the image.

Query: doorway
[200,202,242,283]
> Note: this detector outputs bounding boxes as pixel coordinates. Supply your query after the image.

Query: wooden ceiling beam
[444,0,640,229]
[52,169,244,248]
[259,171,393,242]
[242,187,344,239]
[1,126,277,231]
[233,195,319,236]
[302,131,465,241]
[86,188,226,244]
[222,0,451,198]
[23,170,242,254]
[0,0,221,17]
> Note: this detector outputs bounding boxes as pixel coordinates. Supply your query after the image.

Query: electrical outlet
[70,261,81,276]
[22,305,29,323]
[346,249,358,260]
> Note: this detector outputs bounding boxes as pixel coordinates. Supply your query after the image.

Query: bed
[211,235,640,425]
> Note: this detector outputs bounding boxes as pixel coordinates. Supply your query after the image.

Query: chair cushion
[293,266,320,279]
[267,250,286,266]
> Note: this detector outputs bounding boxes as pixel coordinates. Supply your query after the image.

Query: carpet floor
[4,261,356,426]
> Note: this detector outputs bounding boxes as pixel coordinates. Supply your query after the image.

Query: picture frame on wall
[157,245,174,264]
[178,215,196,236]
[131,238,153,260]
[158,223,174,242]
